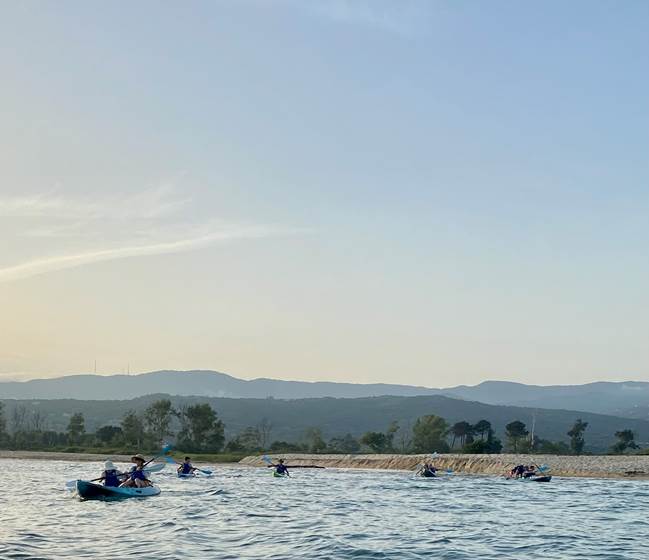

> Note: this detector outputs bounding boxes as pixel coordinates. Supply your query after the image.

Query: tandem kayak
[507,475,552,483]
[76,480,161,500]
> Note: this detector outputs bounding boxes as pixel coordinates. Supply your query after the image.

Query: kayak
[419,471,436,478]
[273,471,289,478]
[507,475,552,483]
[76,480,161,500]
[177,472,197,478]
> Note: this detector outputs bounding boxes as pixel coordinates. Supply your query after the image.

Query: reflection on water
[1,458,648,559]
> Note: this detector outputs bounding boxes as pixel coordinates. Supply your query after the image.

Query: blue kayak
[76,480,161,500]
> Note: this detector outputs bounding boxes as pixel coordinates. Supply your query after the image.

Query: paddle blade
[163,455,177,464]
[538,464,549,472]
[198,469,213,475]
[262,455,272,464]
[446,469,453,475]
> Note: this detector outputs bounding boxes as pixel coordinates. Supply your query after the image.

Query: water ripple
[1,459,648,559]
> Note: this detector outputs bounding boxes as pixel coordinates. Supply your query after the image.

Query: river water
[1,458,647,559]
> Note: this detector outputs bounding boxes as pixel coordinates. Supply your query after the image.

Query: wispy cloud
[1,183,305,282]
[0,225,286,283]
[309,0,432,37]
[0,185,189,222]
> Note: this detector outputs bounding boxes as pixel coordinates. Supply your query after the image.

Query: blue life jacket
[276,464,288,474]
[181,462,193,474]
[130,468,147,481]
[104,469,120,487]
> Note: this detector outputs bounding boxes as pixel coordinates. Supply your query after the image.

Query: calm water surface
[1,458,648,559]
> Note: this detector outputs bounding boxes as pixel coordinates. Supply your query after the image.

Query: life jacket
[130,467,147,480]
[181,462,193,474]
[276,464,288,474]
[104,469,120,487]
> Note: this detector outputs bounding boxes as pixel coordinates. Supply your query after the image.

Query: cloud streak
[0,185,190,221]
[0,225,284,283]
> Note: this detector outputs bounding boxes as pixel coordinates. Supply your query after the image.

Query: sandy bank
[0,450,229,467]
[240,453,649,479]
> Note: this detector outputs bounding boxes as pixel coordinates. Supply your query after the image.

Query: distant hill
[0,370,440,400]
[1,370,649,418]
[2,393,648,452]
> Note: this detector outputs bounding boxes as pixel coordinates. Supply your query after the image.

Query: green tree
[473,420,492,441]
[360,431,389,453]
[505,420,528,453]
[612,429,638,454]
[567,419,588,455]
[66,413,85,444]
[385,421,399,452]
[178,403,225,452]
[121,410,145,447]
[450,421,473,449]
[328,433,361,454]
[96,425,123,445]
[144,399,175,444]
[0,403,9,446]
[235,426,262,451]
[411,415,449,453]
[304,427,327,453]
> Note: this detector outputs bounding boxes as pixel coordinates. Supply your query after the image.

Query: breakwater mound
[240,453,649,479]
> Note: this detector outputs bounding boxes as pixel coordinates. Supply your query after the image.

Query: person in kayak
[120,454,152,488]
[510,465,526,478]
[178,456,197,476]
[98,460,122,487]
[523,465,539,478]
[418,462,437,477]
[272,459,290,477]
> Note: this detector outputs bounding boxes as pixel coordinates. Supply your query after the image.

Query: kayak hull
[273,472,288,478]
[76,480,160,500]
[177,473,197,478]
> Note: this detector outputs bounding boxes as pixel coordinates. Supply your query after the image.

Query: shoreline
[0,449,236,467]
[239,453,649,479]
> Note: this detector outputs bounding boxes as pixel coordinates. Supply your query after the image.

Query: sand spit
[240,453,649,479]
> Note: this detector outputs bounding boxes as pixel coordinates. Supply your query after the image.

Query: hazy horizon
[2,1,648,387]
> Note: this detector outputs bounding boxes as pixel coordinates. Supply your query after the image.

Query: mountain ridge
[1,370,648,418]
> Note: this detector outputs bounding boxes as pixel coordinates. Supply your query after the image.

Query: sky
[1,0,648,386]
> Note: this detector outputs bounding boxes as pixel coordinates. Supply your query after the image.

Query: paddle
[164,455,213,475]
[64,443,173,489]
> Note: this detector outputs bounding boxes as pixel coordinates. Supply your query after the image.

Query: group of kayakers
[96,455,291,488]
[508,464,541,479]
[99,454,153,488]
[98,454,198,487]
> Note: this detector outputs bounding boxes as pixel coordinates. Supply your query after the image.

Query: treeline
[0,401,643,456]
[0,400,225,453]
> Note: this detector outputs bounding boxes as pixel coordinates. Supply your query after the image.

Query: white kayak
[76,480,161,500]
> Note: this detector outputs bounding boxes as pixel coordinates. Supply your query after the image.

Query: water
[1,459,648,559]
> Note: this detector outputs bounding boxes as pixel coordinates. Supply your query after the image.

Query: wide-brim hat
[131,454,146,463]
[104,460,116,470]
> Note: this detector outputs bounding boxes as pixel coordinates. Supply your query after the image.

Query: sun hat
[131,454,146,463]
[104,460,116,470]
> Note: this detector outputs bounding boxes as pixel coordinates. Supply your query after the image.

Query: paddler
[178,456,197,476]
[98,460,122,487]
[120,454,152,488]
[272,458,290,477]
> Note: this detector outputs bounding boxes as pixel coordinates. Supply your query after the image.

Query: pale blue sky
[1,1,647,385]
